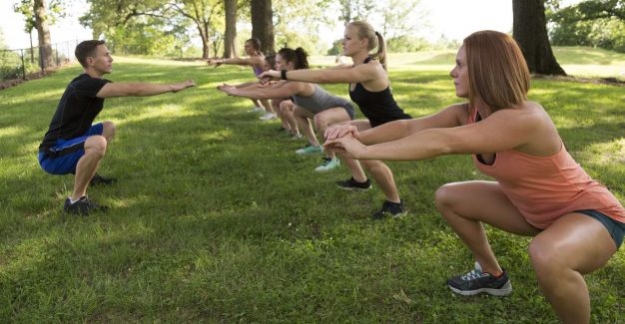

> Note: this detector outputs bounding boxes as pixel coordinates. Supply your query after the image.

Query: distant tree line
[547,0,625,53]
[9,0,625,75]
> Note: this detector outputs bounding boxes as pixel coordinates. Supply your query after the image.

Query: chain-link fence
[0,40,80,82]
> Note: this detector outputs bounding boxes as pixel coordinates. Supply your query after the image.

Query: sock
[69,196,85,204]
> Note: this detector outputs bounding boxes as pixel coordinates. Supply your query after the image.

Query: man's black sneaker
[447,268,513,296]
[372,200,406,219]
[64,196,109,215]
[336,177,372,191]
[89,173,117,186]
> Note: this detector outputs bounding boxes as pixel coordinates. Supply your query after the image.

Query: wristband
[281,69,287,80]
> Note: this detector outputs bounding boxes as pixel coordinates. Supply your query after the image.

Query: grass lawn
[1,47,624,322]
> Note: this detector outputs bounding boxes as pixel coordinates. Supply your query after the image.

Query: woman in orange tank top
[323,30,625,324]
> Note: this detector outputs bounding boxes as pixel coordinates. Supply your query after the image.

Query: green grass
[1,47,625,322]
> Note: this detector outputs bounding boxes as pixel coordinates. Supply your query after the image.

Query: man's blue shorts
[578,209,625,249]
[38,123,104,175]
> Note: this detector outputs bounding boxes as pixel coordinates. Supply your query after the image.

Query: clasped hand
[323,124,367,159]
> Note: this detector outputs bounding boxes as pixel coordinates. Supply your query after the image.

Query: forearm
[358,120,412,145]
[360,130,451,161]
[222,57,250,66]
[282,69,340,84]
[128,83,180,96]
[229,88,274,100]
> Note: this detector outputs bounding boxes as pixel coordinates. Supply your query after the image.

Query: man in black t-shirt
[38,40,195,215]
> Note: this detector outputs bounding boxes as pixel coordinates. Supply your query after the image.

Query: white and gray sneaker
[259,112,277,120]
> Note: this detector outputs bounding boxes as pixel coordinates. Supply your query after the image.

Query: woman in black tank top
[260,21,408,219]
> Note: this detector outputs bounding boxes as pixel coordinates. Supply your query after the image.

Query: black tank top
[348,57,411,127]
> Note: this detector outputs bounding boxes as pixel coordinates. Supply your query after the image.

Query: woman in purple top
[208,38,276,120]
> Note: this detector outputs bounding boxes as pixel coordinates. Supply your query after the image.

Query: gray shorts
[577,209,625,249]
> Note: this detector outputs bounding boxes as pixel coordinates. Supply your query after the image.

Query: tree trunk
[251,0,274,54]
[223,0,237,58]
[512,0,566,75]
[34,0,53,70]
[198,23,210,59]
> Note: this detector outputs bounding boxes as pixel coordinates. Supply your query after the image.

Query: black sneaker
[447,268,512,296]
[372,200,406,219]
[89,173,117,186]
[64,196,109,215]
[336,177,372,191]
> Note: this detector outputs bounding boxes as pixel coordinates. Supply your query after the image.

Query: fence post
[20,49,26,80]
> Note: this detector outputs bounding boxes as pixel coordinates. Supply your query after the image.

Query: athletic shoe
[372,200,407,219]
[64,196,109,215]
[248,106,265,113]
[447,268,513,296]
[295,144,323,155]
[259,112,277,120]
[290,133,303,140]
[315,157,340,172]
[336,177,371,191]
[89,173,117,186]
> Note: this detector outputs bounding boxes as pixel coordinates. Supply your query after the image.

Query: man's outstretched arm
[97,80,196,98]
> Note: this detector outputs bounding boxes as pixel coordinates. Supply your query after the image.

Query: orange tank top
[468,108,625,228]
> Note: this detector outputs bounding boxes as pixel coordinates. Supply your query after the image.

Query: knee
[435,183,473,221]
[102,121,116,140]
[279,101,292,111]
[528,237,559,278]
[434,183,457,211]
[86,135,108,157]
[362,160,388,175]
[314,115,328,132]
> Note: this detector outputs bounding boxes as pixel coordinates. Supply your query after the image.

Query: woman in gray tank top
[218,47,354,172]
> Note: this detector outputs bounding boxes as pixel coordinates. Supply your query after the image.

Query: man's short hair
[75,40,106,68]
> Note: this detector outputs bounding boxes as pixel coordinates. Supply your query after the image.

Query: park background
[1,0,625,322]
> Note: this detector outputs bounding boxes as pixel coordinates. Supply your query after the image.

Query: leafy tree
[172,0,223,58]
[548,0,625,52]
[512,0,566,75]
[81,0,222,59]
[387,35,429,52]
[379,0,427,39]
[271,0,333,55]
[337,0,376,25]
[13,0,65,68]
[552,0,625,22]
[105,15,192,57]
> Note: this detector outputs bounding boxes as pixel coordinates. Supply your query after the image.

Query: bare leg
[71,135,108,200]
[435,181,540,275]
[260,99,274,114]
[361,160,400,203]
[279,100,299,134]
[529,213,617,324]
[250,99,263,110]
[294,106,318,146]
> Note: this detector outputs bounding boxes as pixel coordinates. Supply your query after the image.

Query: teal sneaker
[315,157,340,172]
[295,144,323,155]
